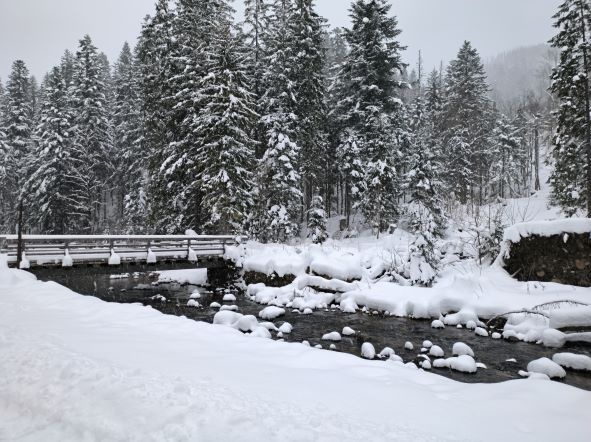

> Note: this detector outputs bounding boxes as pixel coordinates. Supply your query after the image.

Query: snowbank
[503,218,591,244]
[1,270,591,441]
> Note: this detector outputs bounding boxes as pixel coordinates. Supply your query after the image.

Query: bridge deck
[0,235,240,269]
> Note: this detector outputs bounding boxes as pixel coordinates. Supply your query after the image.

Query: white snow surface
[1,265,591,441]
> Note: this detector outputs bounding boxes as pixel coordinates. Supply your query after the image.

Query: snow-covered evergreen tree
[549,0,591,215]
[196,27,257,234]
[338,0,408,234]
[307,193,328,244]
[290,0,328,211]
[243,0,270,158]
[439,41,494,206]
[137,0,177,232]
[112,42,146,233]
[255,0,303,242]
[425,68,443,117]
[25,66,83,233]
[71,35,113,232]
[0,78,8,230]
[405,87,446,285]
[2,60,33,231]
[490,115,524,199]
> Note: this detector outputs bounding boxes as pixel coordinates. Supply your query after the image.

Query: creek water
[44,271,591,391]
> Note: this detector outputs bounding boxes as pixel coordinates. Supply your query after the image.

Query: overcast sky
[0,0,561,82]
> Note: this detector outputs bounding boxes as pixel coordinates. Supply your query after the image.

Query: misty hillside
[485,44,558,108]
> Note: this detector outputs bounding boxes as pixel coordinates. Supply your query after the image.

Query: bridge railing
[1,234,242,268]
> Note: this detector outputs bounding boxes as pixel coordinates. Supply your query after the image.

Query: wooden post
[16,200,23,268]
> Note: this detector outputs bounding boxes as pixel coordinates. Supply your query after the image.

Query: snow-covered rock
[213,311,243,326]
[452,342,474,358]
[466,320,477,330]
[278,322,292,334]
[379,347,395,358]
[210,302,221,309]
[433,355,478,373]
[527,358,567,379]
[322,332,342,342]
[220,305,238,312]
[404,341,414,351]
[552,353,591,372]
[223,293,237,302]
[422,340,433,349]
[429,345,444,358]
[342,326,355,336]
[431,320,445,329]
[189,291,201,299]
[249,326,272,339]
[475,327,489,337]
[491,332,502,340]
[236,315,259,333]
[361,343,376,360]
[303,308,313,315]
[186,299,200,308]
[259,306,286,320]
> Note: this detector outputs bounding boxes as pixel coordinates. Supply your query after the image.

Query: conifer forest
[0,0,587,248]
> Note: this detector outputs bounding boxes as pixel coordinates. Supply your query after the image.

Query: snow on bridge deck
[0,234,241,268]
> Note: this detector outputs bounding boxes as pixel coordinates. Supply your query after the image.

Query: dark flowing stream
[42,271,591,391]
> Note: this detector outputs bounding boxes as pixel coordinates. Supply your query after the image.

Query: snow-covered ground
[1,265,590,442]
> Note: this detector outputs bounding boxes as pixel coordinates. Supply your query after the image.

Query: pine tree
[255,0,303,242]
[243,0,270,158]
[307,193,328,244]
[137,0,177,231]
[325,28,349,218]
[425,68,443,117]
[439,41,494,206]
[549,0,591,215]
[339,0,408,234]
[0,78,8,229]
[2,60,33,231]
[112,42,145,233]
[491,115,524,199]
[71,35,113,232]
[196,27,257,234]
[25,66,83,233]
[290,0,328,211]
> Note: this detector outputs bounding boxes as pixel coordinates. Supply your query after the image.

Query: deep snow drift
[1,264,590,442]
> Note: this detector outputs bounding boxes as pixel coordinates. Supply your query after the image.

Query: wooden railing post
[16,200,23,268]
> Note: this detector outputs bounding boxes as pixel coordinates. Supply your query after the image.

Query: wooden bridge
[0,234,241,269]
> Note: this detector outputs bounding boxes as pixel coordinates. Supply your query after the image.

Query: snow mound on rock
[452,342,474,357]
[322,332,342,341]
[552,353,591,372]
[527,357,566,379]
[259,306,285,320]
[342,326,355,336]
[278,322,292,334]
[361,343,376,359]
[433,355,478,373]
